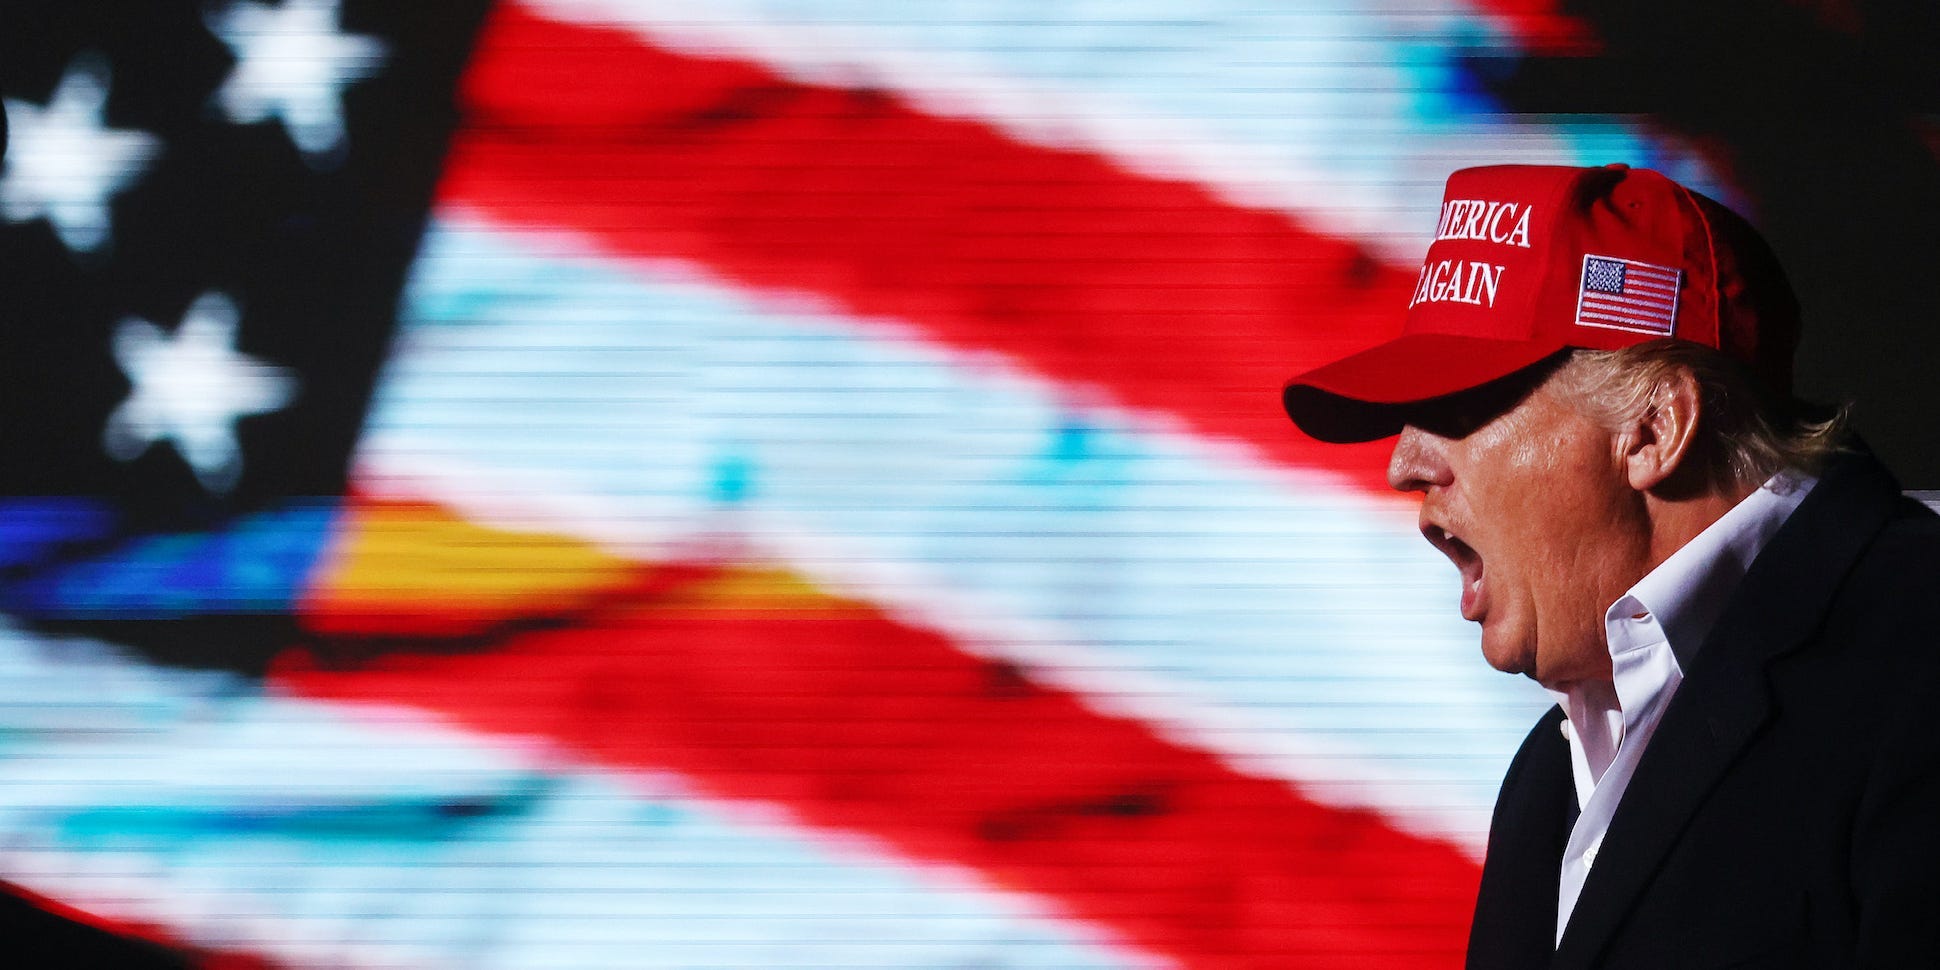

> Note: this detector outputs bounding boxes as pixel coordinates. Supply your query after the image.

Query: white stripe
[514,0,1727,262]
[1577,311,1673,333]
[0,618,1152,970]
[1583,292,1675,311]
[1583,307,1674,324]
[1579,303,1671,321]
[1619,264,1680,278]
[354,218,1554,854]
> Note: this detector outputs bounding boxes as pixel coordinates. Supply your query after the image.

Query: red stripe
[279,560,1479,969]
[438,3,1408,493]
[1455,0,1602,53]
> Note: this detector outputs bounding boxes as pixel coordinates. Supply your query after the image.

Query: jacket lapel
[1467,706,1577,970]
[1551,451,1902,967]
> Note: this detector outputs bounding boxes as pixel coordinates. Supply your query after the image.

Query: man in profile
[1280,163,1940,968]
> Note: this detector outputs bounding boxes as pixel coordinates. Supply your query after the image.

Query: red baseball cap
[1281,163,1799,442]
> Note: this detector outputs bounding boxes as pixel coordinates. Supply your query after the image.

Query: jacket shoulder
[1822,497,1940,645]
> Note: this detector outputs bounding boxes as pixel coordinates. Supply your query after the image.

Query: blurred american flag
[0,0,1763,966]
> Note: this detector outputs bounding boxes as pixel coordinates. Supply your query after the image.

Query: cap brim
[1281,333,1565,443]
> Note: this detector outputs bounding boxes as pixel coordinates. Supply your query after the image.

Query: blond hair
[1553,340,1850,493]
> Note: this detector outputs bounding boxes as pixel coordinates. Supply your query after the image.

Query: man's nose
[1386,425,1451,493]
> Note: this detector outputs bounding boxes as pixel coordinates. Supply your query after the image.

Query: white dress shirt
[1548,470,1817,944]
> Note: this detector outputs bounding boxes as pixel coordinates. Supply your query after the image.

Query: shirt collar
[1617,469,1818,673]
[1543,470,1819,796]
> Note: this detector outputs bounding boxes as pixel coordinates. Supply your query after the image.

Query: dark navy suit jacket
[1466,450,1940,969]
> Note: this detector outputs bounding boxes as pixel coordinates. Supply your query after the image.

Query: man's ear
[1619,366,1701,493]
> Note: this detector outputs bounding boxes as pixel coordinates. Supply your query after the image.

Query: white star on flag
[207,0,387,165]
[0,55,160,255]
[103,292,299,494]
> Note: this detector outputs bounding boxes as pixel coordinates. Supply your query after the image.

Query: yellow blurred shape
[304,501,638,634]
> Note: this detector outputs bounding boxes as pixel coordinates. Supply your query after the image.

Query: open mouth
[1423,523,1486,621]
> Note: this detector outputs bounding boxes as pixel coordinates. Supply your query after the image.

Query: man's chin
[1477,632,1536,679]
[1481,653,1535,679]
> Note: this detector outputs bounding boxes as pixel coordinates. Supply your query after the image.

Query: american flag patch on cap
[1574,255,1681,335]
